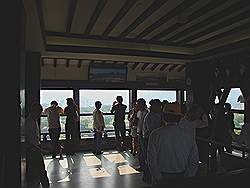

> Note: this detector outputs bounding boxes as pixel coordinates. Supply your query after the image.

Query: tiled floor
[44,150,148,188]
[33,148,247,188]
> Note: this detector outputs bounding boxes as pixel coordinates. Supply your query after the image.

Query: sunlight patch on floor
[84,153,95,156]
[103,153,128,163]
[57,175,71,183]
[89,167,111,178]
[59,158,69,169]
[83,156,101,166]
[232,150,243,157]
[117,165,140,175]
[44,158,53,170]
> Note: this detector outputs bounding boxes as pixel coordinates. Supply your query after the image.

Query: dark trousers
[93,130,103,153]
[26,146,50,187]
[141,137,151,184]
[152,172,184,186]
[210,143,225,172]
[48,127,61,156]
[138,134,145,169]
[113,121,126,149]
[65,124,78,154]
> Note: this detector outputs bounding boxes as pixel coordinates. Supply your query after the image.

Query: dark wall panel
[25,51,41,115]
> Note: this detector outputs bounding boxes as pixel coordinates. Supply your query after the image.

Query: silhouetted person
[179,104,209,168]
[237,96,250,159]
[135,98,148,171]
[64,98,79,155]
[111,96,127,151]
[128,101,138,155]
[25,102,50,188]
[179,104,208,138]
[210,104,228,173]
[224,103,235,153]
[93,101,105,155]
[44,100,64,158]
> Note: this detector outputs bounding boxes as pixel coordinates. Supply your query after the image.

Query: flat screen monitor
[88,63,127,82]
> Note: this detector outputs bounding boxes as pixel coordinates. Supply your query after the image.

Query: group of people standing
[127,98,208,185]
[24,94,250,187]
[43,98,79,157]
[25,98,79,187]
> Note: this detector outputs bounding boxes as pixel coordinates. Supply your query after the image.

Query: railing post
[242,150,245,158]
[207,143,211,175]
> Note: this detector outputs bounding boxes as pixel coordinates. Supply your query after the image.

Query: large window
[79,90,129,133]
[226,88,244,133]
[184,90,187,102]
[40,90,73,134]
[226,88,244,110]
[137,90,176,107]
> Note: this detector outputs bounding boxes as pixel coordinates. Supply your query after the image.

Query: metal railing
[40,112,130,141]
[196,136,250,175]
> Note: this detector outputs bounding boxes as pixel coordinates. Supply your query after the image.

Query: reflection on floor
[44,150,146,188]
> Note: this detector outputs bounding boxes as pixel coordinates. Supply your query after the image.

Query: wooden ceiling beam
[41,57,45,67]
[168,64,179,72]
[53,58,57,67]
[77,59,81,68]
[165,0,244,42]
[84,0,107,35]
[176,6,250,44]
[102,0,136,37]
[141,63,150,71]
[150,63,159,71]
[159,64,170,71]
[131,62,140,70]
[66,59,70,67]
[66,0,77,33]
[119,0,167,38]
[177,65,186,72]
[192,22,250,47]
[35,0,47,47]
[136,0,197,39]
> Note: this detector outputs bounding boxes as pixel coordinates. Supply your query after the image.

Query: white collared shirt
[147,123,199,180]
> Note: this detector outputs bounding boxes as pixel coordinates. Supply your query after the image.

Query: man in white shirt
[44,100,64,158]
[147,108,200,185]
[143,99,163,139]
[25,102,50,188]
[142,99,163,184]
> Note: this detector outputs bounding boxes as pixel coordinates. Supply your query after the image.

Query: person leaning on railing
[43,100,64,159]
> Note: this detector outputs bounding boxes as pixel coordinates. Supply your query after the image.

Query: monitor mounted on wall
[88,63,127,83]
